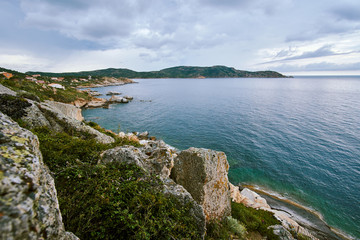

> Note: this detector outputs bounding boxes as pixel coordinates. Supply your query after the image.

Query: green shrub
[31,126,200,239]
[32,127,107,171]
[225,216,247,239]
[17,90,40,102]
[231,201,280,240]
[205,219,231,240]
[0,94,31,120]
[56,163,201,240]
[297,233,312,240]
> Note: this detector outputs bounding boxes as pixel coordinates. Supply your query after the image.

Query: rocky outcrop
[100,140,175,178]
[43,100,83,121]
[108,95,129,104]
[72,98,88,108]
[77,77,136,88]
[171,147,231,221]
[230,185,318,240]
[0,112,78,240]
[99,140,206,237]
[0,83,16,96]
[21,100,114,144]
[239,187,271,209]
[106,91,121,95]
[84,97,107,108]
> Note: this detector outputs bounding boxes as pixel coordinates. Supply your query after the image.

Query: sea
[82,76,360,239]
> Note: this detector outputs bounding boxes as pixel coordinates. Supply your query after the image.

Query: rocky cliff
[0,112,78,240]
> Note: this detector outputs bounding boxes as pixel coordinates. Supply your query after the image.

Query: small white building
[48,83,65,89]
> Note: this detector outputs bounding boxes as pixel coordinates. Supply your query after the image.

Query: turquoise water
[82,77,360,239]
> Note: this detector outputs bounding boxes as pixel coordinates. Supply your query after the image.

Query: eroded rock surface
[22,100,114,144]
[0,112,78,240]
[171,147,231,221]
[100,140,175,178]
[43,100,83,121]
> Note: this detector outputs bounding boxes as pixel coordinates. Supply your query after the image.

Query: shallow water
[82,76,360,239]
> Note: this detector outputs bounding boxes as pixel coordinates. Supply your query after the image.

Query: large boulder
[171,147,231,221]
[100,140,175,178]
[0,112,78,239]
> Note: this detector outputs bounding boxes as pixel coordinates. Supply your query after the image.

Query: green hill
[27,65,288,78]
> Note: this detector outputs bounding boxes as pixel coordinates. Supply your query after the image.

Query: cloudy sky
[1,0,359,75]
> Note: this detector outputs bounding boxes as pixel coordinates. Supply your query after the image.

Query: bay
[82,76,360,239]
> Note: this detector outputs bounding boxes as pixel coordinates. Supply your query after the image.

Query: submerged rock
[171,147,231,221]
[123,95,133,100]
[0,112,78,239]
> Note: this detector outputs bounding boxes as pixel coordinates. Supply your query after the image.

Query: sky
[0,0,360,75]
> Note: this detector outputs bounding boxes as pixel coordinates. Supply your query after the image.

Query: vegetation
[231,201,280,240]
[0,74,91,103]
[27,65,289,78]
[0,94,31,120]
[30,126,201,239]
[57,163,201,240]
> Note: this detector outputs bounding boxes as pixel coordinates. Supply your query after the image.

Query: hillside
[27,65,289,78]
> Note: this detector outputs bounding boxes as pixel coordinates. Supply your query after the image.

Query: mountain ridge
[26,65,289,78]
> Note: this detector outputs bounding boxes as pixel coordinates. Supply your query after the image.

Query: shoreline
[242,185,354,240]
[79,83,357,240]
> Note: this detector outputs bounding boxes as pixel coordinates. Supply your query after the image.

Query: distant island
[27,65,289,78]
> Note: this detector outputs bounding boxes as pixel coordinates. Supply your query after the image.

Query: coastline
[79,83,358,240]
[242,185,353,240]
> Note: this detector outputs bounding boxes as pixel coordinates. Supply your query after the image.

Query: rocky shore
[76,76,136,88]
[0,83,350,240]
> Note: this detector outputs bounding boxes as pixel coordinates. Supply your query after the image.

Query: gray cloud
[276,45,352,62]
[332,4,360,21]
[274,62,360,72]
[1,0,359,73]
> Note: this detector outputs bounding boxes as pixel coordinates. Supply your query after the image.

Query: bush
[0,94,31,120]
[205,219,231,240]
[231,201,280,240]
[32,126,201,239]
[32,127,108,171]
[225,216,247,239]
[57,163,201,240]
